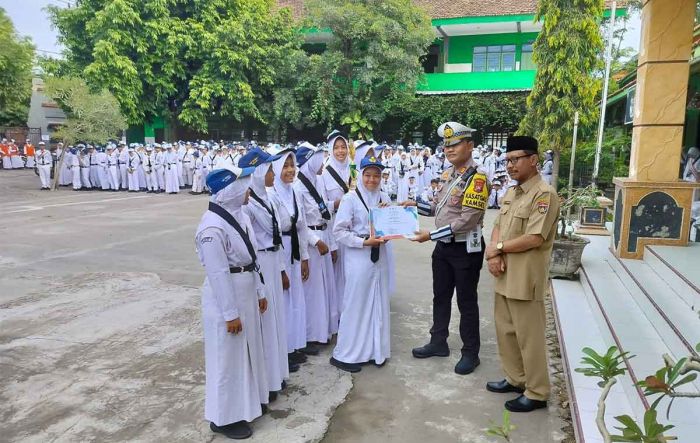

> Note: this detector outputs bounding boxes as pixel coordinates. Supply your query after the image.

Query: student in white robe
[79,148,92,190]
[191,151,205,194]
[107,145,121,190]
[118,143,129,190]
[143,146,159,193]
[320,130,351,330]
[58,144,72,186]
[293,143,336,350]
[196,165,269,440]
[97,147,110,191]
[380,169,396,200]
[330,155,394,373]
[35,143,53,189]
[126,148,140,191]
[240,147,295,401]
[164,144,180,194]
[70,148,82,190]
[88,147,100,189]
[267,150,312,368]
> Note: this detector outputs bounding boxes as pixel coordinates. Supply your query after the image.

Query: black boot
[411,342,450,358]
[454,355,480,375]
[210,421,252,439]
[330,357,361,373]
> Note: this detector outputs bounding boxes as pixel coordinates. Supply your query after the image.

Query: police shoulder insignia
[461,173,489,211]
[536,195,550,214]
[442,171,450,180]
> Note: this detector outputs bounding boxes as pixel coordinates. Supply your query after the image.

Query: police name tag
[466,226,482,253]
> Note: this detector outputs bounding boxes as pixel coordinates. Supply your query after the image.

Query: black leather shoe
[412,342,450,358]
[289,351,307,364]
[260,404,268,415]
[330,357,362,373]
[454,355,480,375]
[299,344,320,356]
[210,421,252,439]
[288,362,300,373]
[269,391,278,403]
[281,380,287,390]
[487,379,525,394]
[505,395,548,413]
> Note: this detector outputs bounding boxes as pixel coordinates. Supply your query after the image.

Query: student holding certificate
[330,155,395,373]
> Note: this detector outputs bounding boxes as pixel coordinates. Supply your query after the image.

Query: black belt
[308,224,327,231]
[229,263,256,274]
[258,245,281,252]
[183,161,191,163]
[80,166,89,168]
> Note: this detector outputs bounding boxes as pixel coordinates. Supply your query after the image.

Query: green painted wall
[144,115,166,138]
[417,70,536,93]
[447,32,538,65]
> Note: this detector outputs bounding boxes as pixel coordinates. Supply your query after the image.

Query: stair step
[645,244,700,312]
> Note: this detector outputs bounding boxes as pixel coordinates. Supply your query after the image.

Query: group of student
[195,131,399,439]
[0,138,36,170]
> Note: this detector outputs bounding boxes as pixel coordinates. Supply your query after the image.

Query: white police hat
[437,122,474,147]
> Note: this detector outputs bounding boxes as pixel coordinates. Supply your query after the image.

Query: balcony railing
[416,70,536,94]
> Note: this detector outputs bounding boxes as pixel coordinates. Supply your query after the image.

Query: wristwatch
[496,241,504,254]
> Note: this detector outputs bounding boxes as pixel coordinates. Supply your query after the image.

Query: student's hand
[301,260,310,281]
[226,318,242,334]
[281,271,290,290]
[334,198,341,210]
[400,200,417,208]
[378,202,390,208]
[363,236,386,247]
[331,250,338,264]
[316,240,329,256]
[411,230,430,243]
[259,298,268,314]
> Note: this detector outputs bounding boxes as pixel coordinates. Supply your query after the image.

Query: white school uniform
[118,148,129,189]
[195,179,268,426]
[71,154,82,190]
[267,152,310,353]
[244,167,292,392]
[294,152,337,343]
[164,150,179,193]
[332,185,394,365]
[79,155,92,188]
[127,153,140,191]
[35,149,52,188]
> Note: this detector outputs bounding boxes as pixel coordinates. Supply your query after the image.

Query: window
[521,43,536,71]
[473,45,516,72]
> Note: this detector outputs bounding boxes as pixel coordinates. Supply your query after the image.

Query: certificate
[369,206,419,239]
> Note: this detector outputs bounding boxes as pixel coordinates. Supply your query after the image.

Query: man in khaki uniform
[484,135,560,413]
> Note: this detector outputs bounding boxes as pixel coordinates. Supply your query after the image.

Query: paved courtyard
[0,169,565,442]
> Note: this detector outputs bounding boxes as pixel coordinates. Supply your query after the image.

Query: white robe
[244,180,292,392]
[126,154,140,191]
[164,151,179,193]
[294,154,337,343]
[195,192,268,426]
[332,189,393,365]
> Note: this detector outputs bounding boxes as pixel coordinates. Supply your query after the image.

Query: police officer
[404,122,489,375]
[484,136,560,413]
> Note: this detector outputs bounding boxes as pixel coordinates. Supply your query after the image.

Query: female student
[330,155,395,373]
[320,130,351,327]
[195,165,269,440]
[267,150,313,367]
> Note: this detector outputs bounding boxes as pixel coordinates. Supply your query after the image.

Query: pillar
[612,0,699,259]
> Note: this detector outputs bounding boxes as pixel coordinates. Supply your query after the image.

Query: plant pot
[550,236,590,279]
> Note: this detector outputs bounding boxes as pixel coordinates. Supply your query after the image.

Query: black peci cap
[506,136,538,154]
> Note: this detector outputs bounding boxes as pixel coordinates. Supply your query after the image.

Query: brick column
[612,0,699,259]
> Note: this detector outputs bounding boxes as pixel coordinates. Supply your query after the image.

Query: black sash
[325,165,349,194]
[355,189,380,263]
[249,189,282,247]
[298,172,331,220]
[289,192,301,263]
[207,202,265,284]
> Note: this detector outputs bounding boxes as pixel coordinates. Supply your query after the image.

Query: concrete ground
[0,169,565,442]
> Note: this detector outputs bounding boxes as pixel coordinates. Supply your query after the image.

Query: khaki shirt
[432,158,488,235]
[494,174,559,300]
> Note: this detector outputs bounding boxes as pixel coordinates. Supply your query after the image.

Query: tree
[47,0,300,132]
[272,0,434,137]
[518,0,605,188]
[43,76,126,145]
[0,7,35,126]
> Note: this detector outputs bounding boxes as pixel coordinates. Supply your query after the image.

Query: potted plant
[550,185,602,279]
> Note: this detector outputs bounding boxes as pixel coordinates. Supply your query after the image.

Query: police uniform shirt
[493,174,560,300]
[430,158,489,241]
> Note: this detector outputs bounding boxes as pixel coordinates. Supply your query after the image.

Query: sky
[1,0,642,59]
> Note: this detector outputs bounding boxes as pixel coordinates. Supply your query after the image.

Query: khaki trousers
[494,292,550,401]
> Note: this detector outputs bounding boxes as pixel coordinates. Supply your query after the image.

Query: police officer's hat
[295,142,320,167]
[206,165,254,194]
[506,136,539,154]
[437,122,474,147]
[359,155,385,171]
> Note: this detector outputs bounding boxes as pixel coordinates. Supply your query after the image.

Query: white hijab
[212,175,251,216]
[272,152,295,213]
[324,135,350,187]
[354,140,375,167]
[299,151,325,186]
[356,164,383,208]
[250,163,270,203]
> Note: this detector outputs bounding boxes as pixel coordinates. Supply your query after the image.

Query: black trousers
[429,240,484,357]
